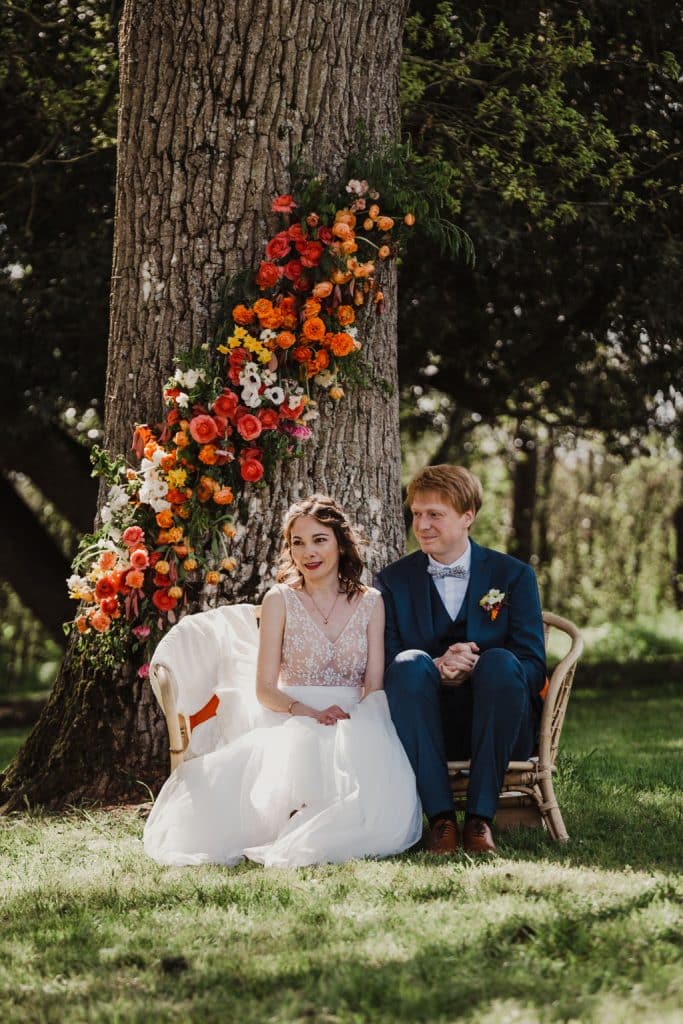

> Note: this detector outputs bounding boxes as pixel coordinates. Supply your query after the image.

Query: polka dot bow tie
[427,564,469,579]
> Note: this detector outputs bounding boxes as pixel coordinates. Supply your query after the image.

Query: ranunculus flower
[155,509,174,529]
[287,222,306,241]
[303,299,321,319]
[125,569,145,589]
[292,346,313,364]
[272,194,297,214]
[265,231,291,261]
[302,317,326,342]
[336,305,355,327]
[75,614,89,634]
[255,261,281,289]
[212,390,239,419]
[330,332,355,357]
[282,259,303,282]
[318,226,333,245]
[129,547,150,570]
[199,444,219,465]
[259,408,280,430]
[278,399,306,421]
[312,281,333,299]
[95,575,119,601]
[132,624,151,639]
[240,458,264,483]
[213,487,234,505]
[275,330,296,350]
[98,551,117,572]
[152,589,178,612]
[99,596,119,616]
[232,303,256,325]
[122,526,145,548]
[237,414,263,441]
[189,414,219,445]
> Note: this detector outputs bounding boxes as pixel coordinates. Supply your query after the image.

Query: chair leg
[537,775,569,842]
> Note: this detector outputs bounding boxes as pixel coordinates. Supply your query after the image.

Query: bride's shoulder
[361,585,383,608]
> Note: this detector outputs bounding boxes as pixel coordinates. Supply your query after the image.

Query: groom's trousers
[384,648,536,820]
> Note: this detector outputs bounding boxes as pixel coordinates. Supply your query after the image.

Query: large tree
[1,0,411,809]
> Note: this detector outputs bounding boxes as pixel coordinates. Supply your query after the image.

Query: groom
[375,465,546,855]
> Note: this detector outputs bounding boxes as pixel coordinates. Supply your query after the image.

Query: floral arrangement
[67,176,414,672]
[479,588,506,621]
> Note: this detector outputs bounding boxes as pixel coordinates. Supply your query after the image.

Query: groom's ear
[463,508,476,529]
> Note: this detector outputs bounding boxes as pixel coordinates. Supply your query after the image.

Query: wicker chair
[448,611,583,842]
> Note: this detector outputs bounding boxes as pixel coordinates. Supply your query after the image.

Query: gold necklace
[305,587,341,625]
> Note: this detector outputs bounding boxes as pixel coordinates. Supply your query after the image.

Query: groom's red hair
[407,464,483,516]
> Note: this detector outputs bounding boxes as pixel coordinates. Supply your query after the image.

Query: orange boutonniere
[479,589,506,621]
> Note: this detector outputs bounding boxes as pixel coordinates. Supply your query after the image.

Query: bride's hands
[313,704,351,726]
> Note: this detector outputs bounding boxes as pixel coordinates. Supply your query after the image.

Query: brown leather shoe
[426,818,459,855]
[463,817,497,855]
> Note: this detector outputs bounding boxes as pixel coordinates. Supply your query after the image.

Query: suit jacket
[374,540,547,699]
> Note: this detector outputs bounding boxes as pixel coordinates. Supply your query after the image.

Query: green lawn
[0,675,681,1023]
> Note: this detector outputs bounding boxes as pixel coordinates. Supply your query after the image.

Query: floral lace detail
[278,584,379,687]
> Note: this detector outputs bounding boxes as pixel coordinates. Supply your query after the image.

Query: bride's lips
[304,561,322,569]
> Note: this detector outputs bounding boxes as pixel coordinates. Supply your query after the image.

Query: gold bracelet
[287,698,298,715]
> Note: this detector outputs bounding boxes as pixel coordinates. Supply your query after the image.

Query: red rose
[283,259,303,282]
[213,415,229,437]
[164,387,181,401]
[99,596,119,616]
[259,408,280,430]
[293,274,312,293]
[122,526,145,548]
[95,575,119,601]
[272,194,297,214]
[255,261,282,289]
[318,226,333,245]
[237,414,263,441]
[189,414,219,445]
[152,589,178,612]
[279,400,306,421]
[265,231,292,261]
[212,390,238,419]
[240,458,265,483]
[229,347,249,367]
[287,222,306,241]
[296,240,324,267]
[166,407,180,426]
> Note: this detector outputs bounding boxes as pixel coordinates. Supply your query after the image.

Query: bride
[143,494,422,867]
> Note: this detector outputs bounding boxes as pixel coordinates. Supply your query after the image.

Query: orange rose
[276,330,297,349]
[97,551,117,572]
[240,458,264,482]
[95,575,119,601]
[177,505,191,520]
[302,317,326,342]
[312,349,330,371]
[331,268,352,285]
[75,614,89,634]
[363,218,374,231]
[205,571,221,586]
[173,544,189,558]
[340,239,358,255]
[378,245,391,260]
[351,259,374,279]
[330,332,355,357]
[336,305,355,327]
[255,261,281,289]
[156,509,174,529]
[157,530,172,545]
[312,281,333,299]
[129,548,150,570]
[377,216,394,232]
[233,303,256,325]
[167,586,183,600]
[368,204,380,219]
[303,299,321,320]
[160,452,177,471]
[332,221,353,241]
[183,558,198,571]
[329,385,345,401]
[221,557,237,572]
[334,210,356,229]
[260,308,284,330]
[125,569,145,589]
[90,609,111,633]
[143,440,158,460]
[213,487,234,505]
[404,212,416,226]
[152,589,178,612]
[173,430,190,449]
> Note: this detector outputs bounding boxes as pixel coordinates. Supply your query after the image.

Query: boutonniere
[479,588,506,621]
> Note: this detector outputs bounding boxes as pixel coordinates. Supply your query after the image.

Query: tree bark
[1,0,410,809]
[508,423,537,564]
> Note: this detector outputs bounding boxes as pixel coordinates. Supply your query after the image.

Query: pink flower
[272,194,297,214]
[122,526,145,548]
[189,414,219,445]
[132,624,151,640]
[137,663,150,679]
[280,422,313,441]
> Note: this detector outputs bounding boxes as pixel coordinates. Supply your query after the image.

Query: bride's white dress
[143,585,422,867]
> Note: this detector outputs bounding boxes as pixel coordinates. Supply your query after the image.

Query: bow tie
[427,564,468,580]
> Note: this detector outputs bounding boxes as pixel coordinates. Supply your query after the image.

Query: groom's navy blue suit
[375,540,546,820]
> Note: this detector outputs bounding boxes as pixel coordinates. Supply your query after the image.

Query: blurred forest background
[1,0,681,704]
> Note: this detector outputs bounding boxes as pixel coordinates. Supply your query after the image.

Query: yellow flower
[183,558,198,571]
[258,349,272,364]
[167,586,183,600]
[217,344,229,354]
[155,560,170,575]
[233,326,248,339]
[222,523,237,538]
[166,468,188,488]
[221,557,237,572]
[205,571,221,586]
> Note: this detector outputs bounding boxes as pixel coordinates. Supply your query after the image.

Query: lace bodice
[278,584,379,688]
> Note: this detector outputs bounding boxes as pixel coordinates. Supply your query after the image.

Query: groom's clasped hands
[435,641,480,686]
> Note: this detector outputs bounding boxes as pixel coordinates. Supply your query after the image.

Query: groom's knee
[471,648,526,700]
[385,649,440,701]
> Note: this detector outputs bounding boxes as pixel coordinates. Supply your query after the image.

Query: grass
[0,666,681,1023]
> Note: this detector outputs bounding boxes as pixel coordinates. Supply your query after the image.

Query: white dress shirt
[427,541,471,620]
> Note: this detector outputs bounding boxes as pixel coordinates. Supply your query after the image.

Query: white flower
[176,391,189,408]
[241,385,262,408]
[174,367,204,389]
[239,362,261,388]
[260,329,277,342]
[346,326,358,340]
[313,371,335,388]
[100,504,112,523]
[264,386,285,405]
[67,574,88,597]
[260,368,276,387]
[302,407,319,422]
[345,178,369,196]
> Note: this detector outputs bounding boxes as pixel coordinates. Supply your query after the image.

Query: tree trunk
[508,423,537,564]
[535,434,556,609]
[1,0,410,809]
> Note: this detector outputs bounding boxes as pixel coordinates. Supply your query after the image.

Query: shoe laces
[433,819,455,839]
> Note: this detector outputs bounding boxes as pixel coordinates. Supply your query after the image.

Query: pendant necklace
[305,587,341,625]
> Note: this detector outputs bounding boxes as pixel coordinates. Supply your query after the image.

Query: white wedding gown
[143,585,422,867]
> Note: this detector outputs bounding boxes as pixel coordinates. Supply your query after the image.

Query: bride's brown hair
[276,494,365,598]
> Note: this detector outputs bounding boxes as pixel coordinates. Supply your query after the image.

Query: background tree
[0,0,412,809]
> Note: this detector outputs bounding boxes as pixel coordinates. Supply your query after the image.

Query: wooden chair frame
[447,611,584,841]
